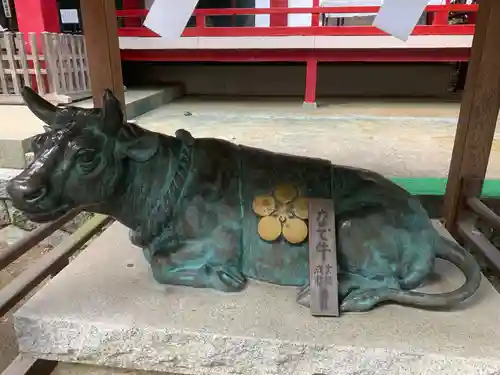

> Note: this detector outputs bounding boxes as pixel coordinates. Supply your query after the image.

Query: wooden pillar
[80,0,125,108]
[443,0,500,234]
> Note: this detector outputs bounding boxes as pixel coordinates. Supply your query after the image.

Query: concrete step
[0,86,183,169]
[12,221,500,375]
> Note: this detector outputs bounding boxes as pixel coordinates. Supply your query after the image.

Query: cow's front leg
[149,241,246,292]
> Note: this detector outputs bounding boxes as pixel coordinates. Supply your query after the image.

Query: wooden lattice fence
[0,32,91,104]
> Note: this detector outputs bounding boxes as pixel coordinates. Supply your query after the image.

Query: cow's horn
[101,89,124,134]
[21,86,57,126]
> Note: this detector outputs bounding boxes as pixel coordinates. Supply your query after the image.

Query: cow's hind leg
[340,273,401,312]
[340,286,400,312]
[296,274,401,313]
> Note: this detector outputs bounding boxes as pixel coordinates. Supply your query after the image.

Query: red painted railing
[116,4,478,38]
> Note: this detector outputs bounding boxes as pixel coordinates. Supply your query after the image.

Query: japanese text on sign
[308,199,339,317]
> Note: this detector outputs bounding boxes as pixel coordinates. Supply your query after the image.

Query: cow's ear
[101,89,124,134]
[120,133,159,162]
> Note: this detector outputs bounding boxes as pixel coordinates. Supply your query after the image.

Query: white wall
[255,0,271,26]
[288,0,314,26]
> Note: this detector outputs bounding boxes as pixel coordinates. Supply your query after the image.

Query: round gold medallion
[291,197,309,220]
[257,216,282,242]
[274,184,298,203]
[282,218,308,244]
[252,195,276,216]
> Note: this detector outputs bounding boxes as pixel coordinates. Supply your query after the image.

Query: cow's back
[239,145,332,286]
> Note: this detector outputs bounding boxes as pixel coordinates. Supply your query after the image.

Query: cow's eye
[78,151,93,164]
[75,149,99,174]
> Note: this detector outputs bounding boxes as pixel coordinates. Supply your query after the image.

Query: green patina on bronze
[7,87,482,313]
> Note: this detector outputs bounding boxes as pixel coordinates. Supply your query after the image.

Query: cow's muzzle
[6,177,69,223]
[7,177,48,206]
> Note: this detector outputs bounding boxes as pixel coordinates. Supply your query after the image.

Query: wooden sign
[308,198,339,317]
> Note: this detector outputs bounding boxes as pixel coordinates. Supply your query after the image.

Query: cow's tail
[387,236,482,309]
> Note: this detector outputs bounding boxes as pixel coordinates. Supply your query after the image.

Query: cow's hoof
[340,288,391,312]
[209,264,246,292]
[296,284,310,308]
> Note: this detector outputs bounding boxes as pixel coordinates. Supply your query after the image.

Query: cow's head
[7,87,159,223]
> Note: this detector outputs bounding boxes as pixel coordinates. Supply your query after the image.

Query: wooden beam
[1,355,57,375]
[80,0,125,107]
[443,0,500,235]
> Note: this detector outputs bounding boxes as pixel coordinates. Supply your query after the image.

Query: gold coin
[282,218,308,244]
[252,195,276,217]
[274,184,297,203]
[257,216,282,242]
[291,197,309,219]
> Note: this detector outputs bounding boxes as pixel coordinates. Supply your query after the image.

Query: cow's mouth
[21,204,71,223]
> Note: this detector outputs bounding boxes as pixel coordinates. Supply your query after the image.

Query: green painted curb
[392,177,500,197]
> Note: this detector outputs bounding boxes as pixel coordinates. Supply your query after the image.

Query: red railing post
[304,58,318,108]
[196,14,205,30]
[231,0,237,26]
[122,0,142,27]
[270,0,288,26]
[312,0,320,26]
[433,0,451,25]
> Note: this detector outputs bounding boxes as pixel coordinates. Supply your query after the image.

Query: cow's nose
[6,179,47,204]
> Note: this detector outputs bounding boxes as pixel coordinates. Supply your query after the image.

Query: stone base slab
[13,222,500,375]
[302,101,317,109]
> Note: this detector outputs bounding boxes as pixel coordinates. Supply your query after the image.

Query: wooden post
[80,0,125,108]
[443,0,500,235]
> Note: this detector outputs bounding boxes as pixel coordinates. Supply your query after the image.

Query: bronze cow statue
[7,87,482,313]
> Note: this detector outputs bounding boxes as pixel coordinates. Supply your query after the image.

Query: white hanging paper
[143,0,200,40]
[60,9,79,24]
[373,0,431,41]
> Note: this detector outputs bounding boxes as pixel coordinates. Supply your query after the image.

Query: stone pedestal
[13,222,500,375]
